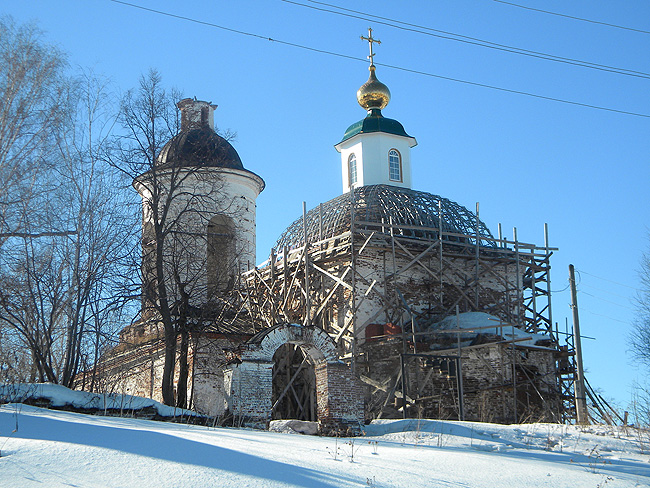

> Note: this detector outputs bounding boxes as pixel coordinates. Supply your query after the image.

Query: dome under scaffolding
[274,184,495,251]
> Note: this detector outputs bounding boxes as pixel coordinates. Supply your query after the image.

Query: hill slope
[1,403,649,487]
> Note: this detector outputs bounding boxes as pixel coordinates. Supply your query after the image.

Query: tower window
[348,153,357,187]
[207,214,235,298]
[389,149,401,182]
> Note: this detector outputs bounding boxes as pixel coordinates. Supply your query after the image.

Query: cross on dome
[356,28,390,112]
[360,27,381,66]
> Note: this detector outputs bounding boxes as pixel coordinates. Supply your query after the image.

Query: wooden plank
[272,356,308,413]
[314,266,351,318]
[281,249,305,310]
[386,240,439,279]
[357,231,375,255]
[311,263,354,291]
[334,316,354,343]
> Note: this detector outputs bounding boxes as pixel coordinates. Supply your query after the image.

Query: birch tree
[0,17,68,245]
[0,72,133,386]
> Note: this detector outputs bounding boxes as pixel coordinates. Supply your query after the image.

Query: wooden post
[544,223,554,339]
[317,204,324,323]
[455,305,465,421]
[514,227,521,324]
[501,223,511,324]
[400,353,407,419]
[282,245,288,314]
[569,264,589,424]
[474,202,480,309]
[511,321,517,424]
[303,202,310,325]
[319,203,323,242]
[438,200,444,308]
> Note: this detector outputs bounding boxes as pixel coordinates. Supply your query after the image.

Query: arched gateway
[224,324,363,434]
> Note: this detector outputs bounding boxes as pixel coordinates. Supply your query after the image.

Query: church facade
[97,36,574,431]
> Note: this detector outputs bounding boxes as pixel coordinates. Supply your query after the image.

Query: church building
[97,31,575,432]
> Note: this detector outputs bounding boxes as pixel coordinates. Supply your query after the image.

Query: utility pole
[568,264,589,424]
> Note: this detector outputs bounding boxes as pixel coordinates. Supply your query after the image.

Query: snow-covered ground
[1,393,650,487]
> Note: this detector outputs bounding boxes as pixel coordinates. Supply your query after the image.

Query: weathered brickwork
[362,338,560,423]
[225,325,363,433]
[224,360,274,424]
[239,325,338,364]
[97,331,246,417]
[191,334,245,416]
[351,243,524,343]
[315,362,364,435]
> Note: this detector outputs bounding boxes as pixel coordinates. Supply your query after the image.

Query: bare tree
[0,69,133,387]
[626,242,650,430]
[632,247,650,369]
[54,73,136,387]
[0,16,68,245]
[111,70,247,407]
[110,69,184,405]
[0,16,68,382]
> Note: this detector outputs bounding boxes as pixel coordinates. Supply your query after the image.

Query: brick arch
[240,324,338,364]
[225,324,363,434]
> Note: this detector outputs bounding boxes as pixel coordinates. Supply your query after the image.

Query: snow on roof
[0,383,198,418]
[429,312,551,347]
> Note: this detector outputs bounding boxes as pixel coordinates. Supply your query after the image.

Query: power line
[106,0,650,119]
[492,0,650,36]
[581,308,630,325]
[550,281,570,294]
[579,290,635,311]
[575,268,641,291]
[374,61,650,118]
[292,0,650,80]
[292,0,650,79]
[580,282,636,302]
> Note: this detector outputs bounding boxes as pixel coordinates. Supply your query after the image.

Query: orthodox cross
[360,27,381,66]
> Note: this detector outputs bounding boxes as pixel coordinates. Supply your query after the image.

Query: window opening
[389,149,401,181]
[207,214,235,298]
[348,153,357,187]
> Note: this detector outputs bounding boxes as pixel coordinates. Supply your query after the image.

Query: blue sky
[4,0,649,411]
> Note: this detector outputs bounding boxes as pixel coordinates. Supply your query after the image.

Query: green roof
[340,110,412,144]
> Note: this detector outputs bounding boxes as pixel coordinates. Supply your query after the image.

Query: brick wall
[97,332,242,417]
[316,361,364,435]
[224,360,274,425]
[362,338,559,423]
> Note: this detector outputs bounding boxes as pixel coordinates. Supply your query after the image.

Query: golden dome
[356,65,391,112]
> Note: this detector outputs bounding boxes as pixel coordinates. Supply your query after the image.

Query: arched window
[389,149,401,182]
[207,214,235,298]
[348,153,358,187]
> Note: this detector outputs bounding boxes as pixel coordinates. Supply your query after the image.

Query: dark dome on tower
[275,185,495,251]
[156,127,243,170]
[155,98,244,170]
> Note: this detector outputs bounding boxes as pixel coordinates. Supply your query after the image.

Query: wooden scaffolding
[238,191,577,423]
